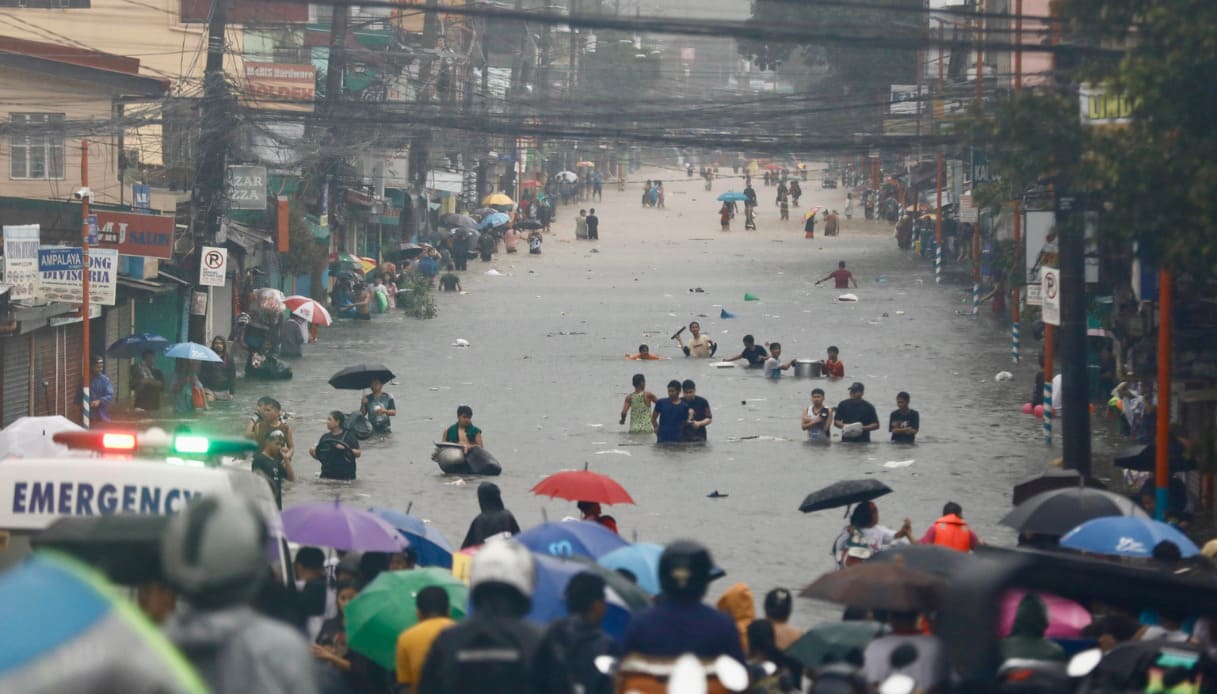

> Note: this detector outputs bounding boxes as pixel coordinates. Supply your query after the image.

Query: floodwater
[202,164,1114,627]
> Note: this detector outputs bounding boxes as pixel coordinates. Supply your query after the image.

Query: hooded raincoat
[461,482,522,549]
[715,582,755,655]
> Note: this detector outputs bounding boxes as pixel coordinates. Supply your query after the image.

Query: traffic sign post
[199,246,228,287]
[1041,267,1061,326]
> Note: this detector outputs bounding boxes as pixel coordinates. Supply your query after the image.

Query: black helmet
[161,494,269,609]
[658,539,713,600]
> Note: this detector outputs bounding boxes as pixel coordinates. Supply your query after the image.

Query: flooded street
[210,166,1103,626]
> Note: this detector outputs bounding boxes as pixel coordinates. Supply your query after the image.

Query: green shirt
[444,422,482,443]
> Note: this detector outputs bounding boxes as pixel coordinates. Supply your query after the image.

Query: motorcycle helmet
[161,494,269,609]
[470,537,535,600]
[658,539,714,600]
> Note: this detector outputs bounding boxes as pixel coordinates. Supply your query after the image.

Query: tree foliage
[976,0,1217,275]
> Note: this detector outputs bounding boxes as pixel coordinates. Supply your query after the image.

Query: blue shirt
[624,598,746,662]
[90,373,114,422]
[653,398,689,444]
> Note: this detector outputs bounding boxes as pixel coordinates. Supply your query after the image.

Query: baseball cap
[848,382,865,392]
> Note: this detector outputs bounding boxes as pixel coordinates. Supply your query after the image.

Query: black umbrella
[517,219,544,230]
[1113,442,1193,473]
[868,544,974,578]
[440,213,477,229]
[32,515,169,585]
[329,364,396,390]
[800,561,944,612]
[1013,468,1106,506]
[799,479,892,514]
[1000,487,1148,536]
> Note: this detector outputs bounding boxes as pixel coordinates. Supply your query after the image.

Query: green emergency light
[170,434,258,457]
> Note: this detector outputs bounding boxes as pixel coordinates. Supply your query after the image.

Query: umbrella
[482,193,514,206]
[521,180,540,189]
[1000,487,1148,536]
[163,342,222,362]
[105,332,168,358]
[478,212,511,230]
[0,551,208,694]
[799,479,893,514]
[554,171,578,183]
[868,544,975,579]
[328,364,396,390]
[1113,442,1193,473]
[596,543,726,596]
[32,515,170,585]
[517,219,544,230]
[0,415,86,459]
[284,296,332,327]
[440,213,478,229]
[369,507,455,569]
[385,245,425,264]
[785,622,881,669]
[1013,468,1106,506]
[717,191,747,202]
[764,163,783,171]
[1059,516,1200,558]
[281,500,408,552]
[800,561,945,612]
[530,470,635,505]
[575,161,595,168]
[525,553,633,639]
[803,206,825,220]
[515,521,629,559]
[565,555,653,610]
[344,568,467,670]
[999,590,1091,639]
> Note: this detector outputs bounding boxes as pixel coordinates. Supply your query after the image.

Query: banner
[3,224,41,301]
[890,85,926,115]
[244,63,316,113]
[93,210,174,259]
[38,247,117,306]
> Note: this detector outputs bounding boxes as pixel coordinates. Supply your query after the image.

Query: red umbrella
[764,163,783,171]
[531,470,635,505]
[284,295,333,326]
[521,180,540,189]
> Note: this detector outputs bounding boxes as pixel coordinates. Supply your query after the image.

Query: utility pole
[80,141,92,428]
[934,23,944,286]
[325,3,349,252]
[1011,0,1023,364]
[189,0,230,344]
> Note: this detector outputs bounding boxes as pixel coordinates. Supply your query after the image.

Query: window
[9,113,65,180]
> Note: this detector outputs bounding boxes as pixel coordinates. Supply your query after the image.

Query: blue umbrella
[527,553,633,640]
[368,507,454,569]
[515,521,628,559]
[1060,516,1200,558]
[717,191,747,202]
[0,552,208,692]
[162,342,222,363]
[478,212,511,230]
[106,333,169,358]
[598,543,727,596]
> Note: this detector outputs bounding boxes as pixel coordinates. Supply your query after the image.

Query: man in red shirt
[815,260,858,289]
[920,502,981,551]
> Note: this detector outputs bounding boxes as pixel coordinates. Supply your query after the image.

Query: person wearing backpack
[831,502,912,567]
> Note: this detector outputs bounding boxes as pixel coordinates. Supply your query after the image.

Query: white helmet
[161,493,268,609]
[470,537,535,599]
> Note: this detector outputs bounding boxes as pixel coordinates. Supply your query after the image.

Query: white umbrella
[554,171,578,183]
[163,342,223,362]
[0,416,87,459]
[285,296,333,326]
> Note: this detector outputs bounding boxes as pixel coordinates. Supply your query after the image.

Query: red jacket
[920,514,978,552]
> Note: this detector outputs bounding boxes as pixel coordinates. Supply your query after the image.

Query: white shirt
[864,634,948,690]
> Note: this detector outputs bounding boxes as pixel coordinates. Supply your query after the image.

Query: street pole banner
[37,246,117,306]
[199,246,228,287]
[3,224,41,301]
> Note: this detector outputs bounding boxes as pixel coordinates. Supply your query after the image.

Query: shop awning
[117,276,178,295]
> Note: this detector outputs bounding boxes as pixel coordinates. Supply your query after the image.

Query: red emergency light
[52,430,138,452]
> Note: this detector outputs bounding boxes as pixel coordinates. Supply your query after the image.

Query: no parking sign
[199,246,228,287]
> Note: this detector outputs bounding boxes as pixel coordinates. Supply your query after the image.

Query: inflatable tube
[375,292,389,313]
[432,443,502,476]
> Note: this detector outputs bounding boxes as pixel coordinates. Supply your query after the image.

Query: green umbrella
[785,621,881,669]
[344,568,467,670]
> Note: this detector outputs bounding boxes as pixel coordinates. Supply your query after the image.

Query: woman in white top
[832,501,913,567]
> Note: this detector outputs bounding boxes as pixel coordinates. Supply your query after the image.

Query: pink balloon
[1022,403,1034,415]
[1033,405,1045,418]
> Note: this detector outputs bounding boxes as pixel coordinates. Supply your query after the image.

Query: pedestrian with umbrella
[107,333,168,412]
[198,336,236,400]
[163,343,221,416]
[1000,486,1148,542]
[531,467,634,535]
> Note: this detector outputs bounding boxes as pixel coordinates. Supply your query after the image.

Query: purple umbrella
[281,500,408,552]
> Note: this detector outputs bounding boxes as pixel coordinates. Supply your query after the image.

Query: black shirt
[889,408,920,444]
[683,396,712,442]
[834,398,879,442]
[586,215,599,233]
[740,344,768,368]
[439,273,460,291]
[252,452,288,508]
